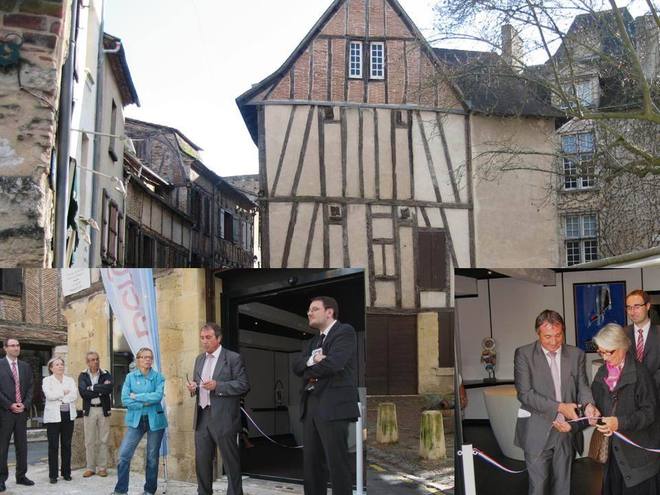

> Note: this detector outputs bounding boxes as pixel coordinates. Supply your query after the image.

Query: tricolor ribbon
[240,406,303,449]
[464,416,660,476]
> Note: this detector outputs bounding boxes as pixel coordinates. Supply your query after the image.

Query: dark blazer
[191,347,250,436]
[625,324,660,389]
[0,358,33,412]
[293,320,360,422]
[78,368,113,416]
[592,356,660,488]
[514,342,593,455]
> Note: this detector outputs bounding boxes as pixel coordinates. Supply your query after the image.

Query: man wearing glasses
[514,310,599,495]
[0,339,35,492]
[624,289,659,389]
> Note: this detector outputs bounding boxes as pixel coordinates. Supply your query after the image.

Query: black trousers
[302,393,352,495]
[46,411,74,479]
[195,406,242,495]
[0,409,28,482]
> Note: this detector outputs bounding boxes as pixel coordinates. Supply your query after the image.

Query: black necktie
[318,333,325,347]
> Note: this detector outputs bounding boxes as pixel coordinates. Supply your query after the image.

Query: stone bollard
[419,410,446,459]
[376,402,398,444]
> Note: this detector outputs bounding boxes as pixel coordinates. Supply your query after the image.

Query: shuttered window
[416,229,447,290]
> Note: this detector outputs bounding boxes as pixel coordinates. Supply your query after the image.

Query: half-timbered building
[124,119,257,268]
[0,268,66,425]
[237,0,561,394]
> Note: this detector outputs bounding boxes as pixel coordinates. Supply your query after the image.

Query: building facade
[544,9,660,265]
[0,268,66,424]
[237,0,561,394]
[124,119,256,268]
[0,0,72,266]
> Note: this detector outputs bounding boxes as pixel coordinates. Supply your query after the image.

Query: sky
[104,0,438,177]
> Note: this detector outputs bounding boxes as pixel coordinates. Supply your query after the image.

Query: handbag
[588,429,609,464]
[588,393,618,464]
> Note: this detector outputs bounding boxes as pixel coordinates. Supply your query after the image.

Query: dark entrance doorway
[215,268,365,485]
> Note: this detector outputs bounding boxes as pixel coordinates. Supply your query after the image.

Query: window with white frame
[561,132,595,190]
[575,80,595,107]
[349,41,362,78]
[564,213,598,266]
[370,42,385,79]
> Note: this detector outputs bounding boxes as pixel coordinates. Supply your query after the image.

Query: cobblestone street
[367,396,455,493]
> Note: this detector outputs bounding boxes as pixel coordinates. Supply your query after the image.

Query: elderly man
[78,351,113,478]
[514,310,599,495]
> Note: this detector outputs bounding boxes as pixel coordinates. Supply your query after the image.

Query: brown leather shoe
[82,470,95,478]
[97,469,108,477]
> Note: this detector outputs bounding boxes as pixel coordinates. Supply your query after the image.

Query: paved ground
[367,396,455,494]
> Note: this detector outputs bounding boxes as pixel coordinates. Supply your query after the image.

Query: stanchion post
[461,444,477,495]
[356,401,364,495]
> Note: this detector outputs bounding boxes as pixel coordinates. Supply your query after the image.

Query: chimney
[502,23,524,72]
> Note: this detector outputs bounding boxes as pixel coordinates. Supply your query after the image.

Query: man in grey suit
[624,289,660,389]
[514,310,599,495]
[186,323,250,495]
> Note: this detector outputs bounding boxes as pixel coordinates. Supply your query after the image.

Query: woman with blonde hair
[42,356,78,484]
[112,347,167,495]
[591,323,660,494]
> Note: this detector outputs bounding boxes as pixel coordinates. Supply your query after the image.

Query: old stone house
[0,268,66,424]
[0,0,72,267]
[124,118,256,268]
[0,0,139,268]
[542,9,660,264]
[236,0,561,395]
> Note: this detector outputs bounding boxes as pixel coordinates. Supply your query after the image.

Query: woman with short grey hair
[591,323,660,494]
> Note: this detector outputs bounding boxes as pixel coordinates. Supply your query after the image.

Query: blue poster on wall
[574,281,627,352]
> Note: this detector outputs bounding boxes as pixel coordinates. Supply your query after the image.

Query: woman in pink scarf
[591,323,660,495]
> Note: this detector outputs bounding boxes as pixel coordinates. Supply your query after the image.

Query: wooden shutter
[366,314,417,395]
[416,229,447,290]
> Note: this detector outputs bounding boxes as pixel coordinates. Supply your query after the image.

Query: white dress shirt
[306,320,335,367]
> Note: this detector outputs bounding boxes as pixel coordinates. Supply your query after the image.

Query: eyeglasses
[137,355,153,360]
[596,349,616,357]
[626,304,647,310]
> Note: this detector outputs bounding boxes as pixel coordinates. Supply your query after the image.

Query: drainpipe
[89,1,106,267]
[54,0,79,267]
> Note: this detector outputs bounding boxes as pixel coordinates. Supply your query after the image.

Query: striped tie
[636,329,645,362]
[11,361,22,404]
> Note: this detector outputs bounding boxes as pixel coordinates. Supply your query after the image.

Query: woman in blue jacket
[112,347,167,495]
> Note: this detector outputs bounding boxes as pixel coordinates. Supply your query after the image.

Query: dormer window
[370,42,385,79]
[349,41,362,78]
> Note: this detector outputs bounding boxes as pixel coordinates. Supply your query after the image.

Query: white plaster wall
[70,0,103,267]
[471,115,559,267]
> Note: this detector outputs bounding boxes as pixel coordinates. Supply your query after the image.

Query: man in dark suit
[186,323,250,495]
[0,338,35,492]
[293,296,359,495]
[624,289,660,389]
[514,310,598,495]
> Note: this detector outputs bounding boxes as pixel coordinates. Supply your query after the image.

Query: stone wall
[0,0,70,266]
[63,269,207,481]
